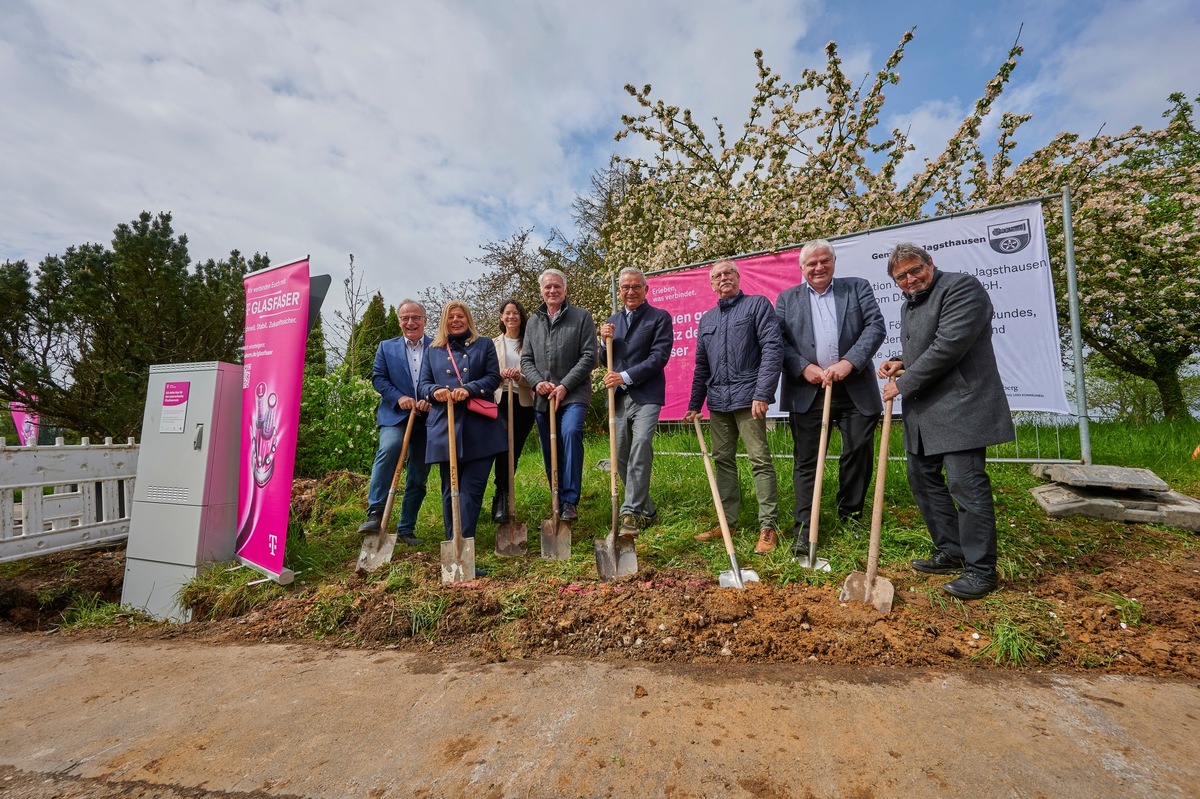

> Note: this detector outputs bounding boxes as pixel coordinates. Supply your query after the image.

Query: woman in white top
[491,298,537,522]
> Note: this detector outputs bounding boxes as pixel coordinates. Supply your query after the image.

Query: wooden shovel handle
[808,382,834,546]
[447,400,462,545]
[865,377,896,587]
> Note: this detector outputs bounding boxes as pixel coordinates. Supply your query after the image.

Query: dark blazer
[776,276,886,416]
[417,337,505,464]
[606,301,673,406]
[372,335,433,428]
[895,270,1015,456]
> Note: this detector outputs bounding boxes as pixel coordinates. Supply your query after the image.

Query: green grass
[1095,590,1144,626]
[59,593,151,629]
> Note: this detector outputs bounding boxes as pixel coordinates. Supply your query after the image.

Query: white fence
[0,437,139,564]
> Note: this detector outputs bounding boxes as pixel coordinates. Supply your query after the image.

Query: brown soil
[3,532,1197,679]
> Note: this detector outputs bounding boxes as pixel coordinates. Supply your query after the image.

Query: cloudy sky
[2,0,1197,327]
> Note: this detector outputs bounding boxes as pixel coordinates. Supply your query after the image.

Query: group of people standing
[358,239,1013,601]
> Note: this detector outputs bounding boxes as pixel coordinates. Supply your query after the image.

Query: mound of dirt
[10,543,1190,678]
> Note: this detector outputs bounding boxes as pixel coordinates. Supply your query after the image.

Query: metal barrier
[0,437,139,564]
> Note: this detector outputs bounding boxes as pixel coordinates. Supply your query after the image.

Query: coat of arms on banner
[988,219,1031,254]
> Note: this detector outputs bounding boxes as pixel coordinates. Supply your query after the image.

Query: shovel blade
[718,568,760,589]
[839,571,896,614]
[440,537,476,584]
[495,520,528,557]
[594,535,638,580]
[356,531,397,574]
[795,552,832,572]
[540,519,572,560]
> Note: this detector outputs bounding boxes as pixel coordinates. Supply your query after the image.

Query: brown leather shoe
[694,526,723,542]
[754,528,778,554]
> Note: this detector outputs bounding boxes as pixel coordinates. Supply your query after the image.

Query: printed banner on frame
[646,202,1070,420]
[9,393,38,446]
[235,258,310,579]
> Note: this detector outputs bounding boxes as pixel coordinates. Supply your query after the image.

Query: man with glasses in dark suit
[878,243,1014,600]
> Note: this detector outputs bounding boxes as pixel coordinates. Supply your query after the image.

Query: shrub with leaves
[296,364,379,477]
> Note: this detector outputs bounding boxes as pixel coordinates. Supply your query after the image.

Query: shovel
[839,378,896,613]
[693,417,759,589]
[800,382,833,572]
[357,411,417,573]
[540,395,572,560]
[440,400,476,583]
[595,338,638,579]
[495,381,528,556]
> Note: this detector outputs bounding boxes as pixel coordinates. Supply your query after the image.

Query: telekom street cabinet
[122,362,242,621]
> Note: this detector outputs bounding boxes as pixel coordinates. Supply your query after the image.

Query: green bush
[295,365,379,477]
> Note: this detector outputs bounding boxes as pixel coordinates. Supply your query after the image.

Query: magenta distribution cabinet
[122,362,243,621]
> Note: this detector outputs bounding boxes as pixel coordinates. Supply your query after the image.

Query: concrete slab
[1031,483,1200,531]
[1041,464,1170,493]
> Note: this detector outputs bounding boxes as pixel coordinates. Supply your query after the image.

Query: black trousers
[492,393,536,490]
[906,446,998,579]
[789,386,878,535]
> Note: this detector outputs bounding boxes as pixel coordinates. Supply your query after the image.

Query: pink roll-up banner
[235,258,310,582]
[9,393,38,446]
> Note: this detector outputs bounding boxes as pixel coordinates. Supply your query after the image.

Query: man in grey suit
[777,239,886,558]
[878,243,1014,600]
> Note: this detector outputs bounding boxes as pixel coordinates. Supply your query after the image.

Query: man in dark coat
[599,267,673,536]
[357,299,433,546]
[879,243,1015,600]
[777,239,886,557]
[683,260,783,554]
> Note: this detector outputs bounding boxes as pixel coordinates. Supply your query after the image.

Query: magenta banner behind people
[236,258,310,579]
[9,393,39,446]
[646,254,796,420]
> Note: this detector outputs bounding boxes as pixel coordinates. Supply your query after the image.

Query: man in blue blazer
[599,267,674,536]
[879,243,1015,600]
[777,240,886,557]
[357,299,433,546]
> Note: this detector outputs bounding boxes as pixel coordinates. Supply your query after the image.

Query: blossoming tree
[608,31,1200,418]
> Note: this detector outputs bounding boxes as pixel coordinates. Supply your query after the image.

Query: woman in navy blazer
[417,300,505,543]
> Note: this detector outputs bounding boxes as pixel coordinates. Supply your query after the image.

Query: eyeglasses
[892,262,929,284]
[398,315,425,323]
[618,284,646,292]
[710,269,737,281]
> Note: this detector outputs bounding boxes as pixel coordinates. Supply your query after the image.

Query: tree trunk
[1150,369,1189,420]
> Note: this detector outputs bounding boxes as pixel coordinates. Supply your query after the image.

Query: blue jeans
[535,402,586,506]
[366,419,429,535]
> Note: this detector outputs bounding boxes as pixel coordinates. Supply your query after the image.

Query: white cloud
[0,0,817,323]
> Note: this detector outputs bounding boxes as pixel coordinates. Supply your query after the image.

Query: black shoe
[942,571,999,600]
[839,514,866,541]
[491,490,508,523]
[911,550,966,575]
[398,534,422,547]
[790,525,811,558]
[560,503,578,522]
[357,511,383,534]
